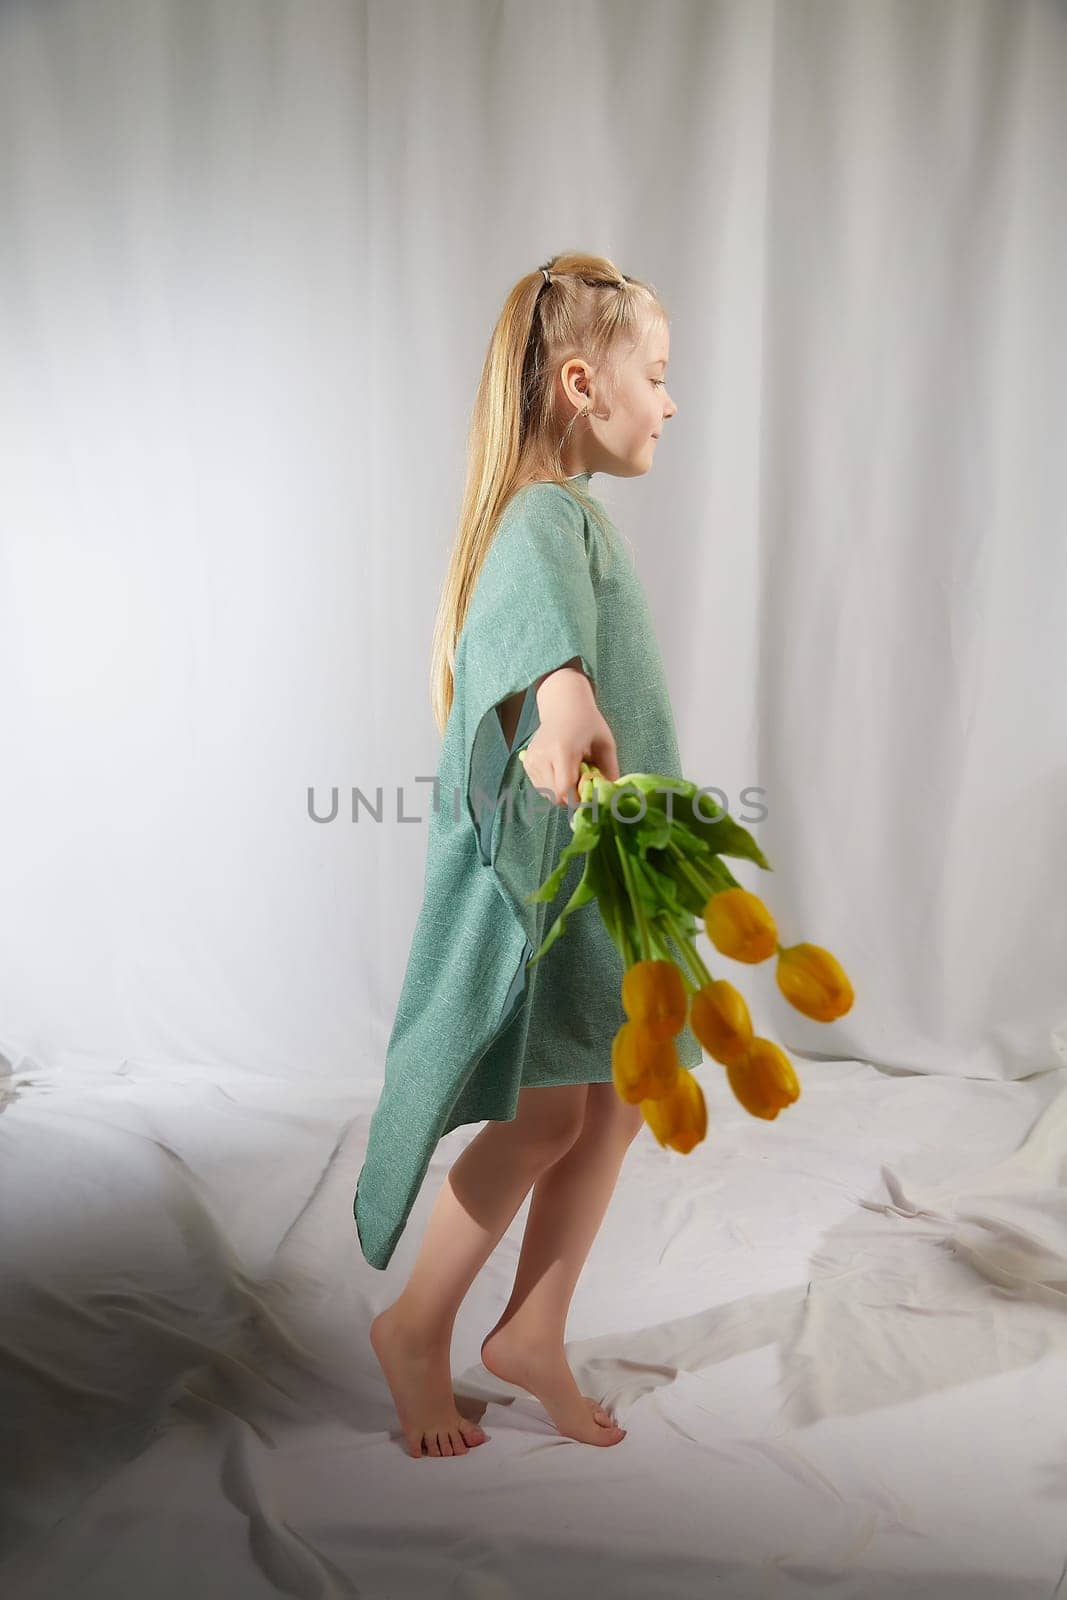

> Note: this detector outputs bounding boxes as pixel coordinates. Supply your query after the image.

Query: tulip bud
[640,1068,708,1153]
[689,980,753,1066]
[621,959,688,1040]
[776,943,854,1022]
[611,1020,680,1104]
[704,888,778,963]
[723,1037,799,1119]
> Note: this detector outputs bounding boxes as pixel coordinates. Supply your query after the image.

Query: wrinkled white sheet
[3,1041,1067,1599]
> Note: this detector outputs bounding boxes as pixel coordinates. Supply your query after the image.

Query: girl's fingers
[550,757,575,806]
[590,734,620,782]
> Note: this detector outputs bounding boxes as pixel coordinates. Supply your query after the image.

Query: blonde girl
[355,252,694,1458]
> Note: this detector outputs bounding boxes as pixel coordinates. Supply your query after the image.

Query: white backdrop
[1,0,1064,1086]
[3,3,1067,1595]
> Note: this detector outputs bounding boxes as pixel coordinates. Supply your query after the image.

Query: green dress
[354,471,701,1270]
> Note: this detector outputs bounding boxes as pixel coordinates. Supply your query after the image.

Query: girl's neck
[523,470,592,484]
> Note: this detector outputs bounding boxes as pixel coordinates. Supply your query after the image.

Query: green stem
[627,851,716,985]
[614,832,652,963]
[650,927,699,994]
[666,917,713,989]
[635,853,716,990]
[666,837,719,902]
[616,905,637,969]
[681,931,715,988]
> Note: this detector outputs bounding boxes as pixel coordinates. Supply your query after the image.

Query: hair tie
[539,267,626,289]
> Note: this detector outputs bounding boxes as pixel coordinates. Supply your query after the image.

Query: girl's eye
[651,378,666,387]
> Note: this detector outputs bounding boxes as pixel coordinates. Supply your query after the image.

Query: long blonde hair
[428,251,668,734]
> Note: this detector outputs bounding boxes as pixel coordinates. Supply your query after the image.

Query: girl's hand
[523,661,620,806]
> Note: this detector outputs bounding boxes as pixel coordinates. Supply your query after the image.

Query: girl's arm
[527,658,620,805]
[499,658,588,749]
[534,655,586,695]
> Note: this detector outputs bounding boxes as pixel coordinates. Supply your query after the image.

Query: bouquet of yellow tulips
[519,759,854,1155]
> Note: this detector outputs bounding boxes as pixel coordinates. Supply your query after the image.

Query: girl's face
[595,317,677,478]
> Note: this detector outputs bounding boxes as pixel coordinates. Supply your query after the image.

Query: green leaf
[632,851,693,925]
[671,791,773,872]
[524,801,602,905]
[664,825,716,862]
[525,865,598,967]
[606,792,675,855]
[664,851,741,917]
[614,772,697,800]
[585,836,631,966]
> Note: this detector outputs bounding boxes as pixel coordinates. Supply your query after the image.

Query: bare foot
[370,1303,489,1458]
[480,1324,627,1446]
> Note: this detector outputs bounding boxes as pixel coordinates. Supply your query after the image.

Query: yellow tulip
[725,1037,800,1119]
[640,1068,707,1153]
[704,888,778,963]
[611,1020,681,1105]
[776,942,854,1022]
[621,958,688,1040]
[689,980,753,1066]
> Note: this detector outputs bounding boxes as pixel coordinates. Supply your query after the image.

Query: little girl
[355,252,700,1458]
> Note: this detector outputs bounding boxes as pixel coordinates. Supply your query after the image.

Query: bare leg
[480,1083,642,1441]
[370,1083,588,1458]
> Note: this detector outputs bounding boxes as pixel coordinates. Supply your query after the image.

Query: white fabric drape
[2,2,1066,1595]
[1,1,1064,1083]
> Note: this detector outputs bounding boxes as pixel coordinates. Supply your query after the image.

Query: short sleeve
[457,484,599,872]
